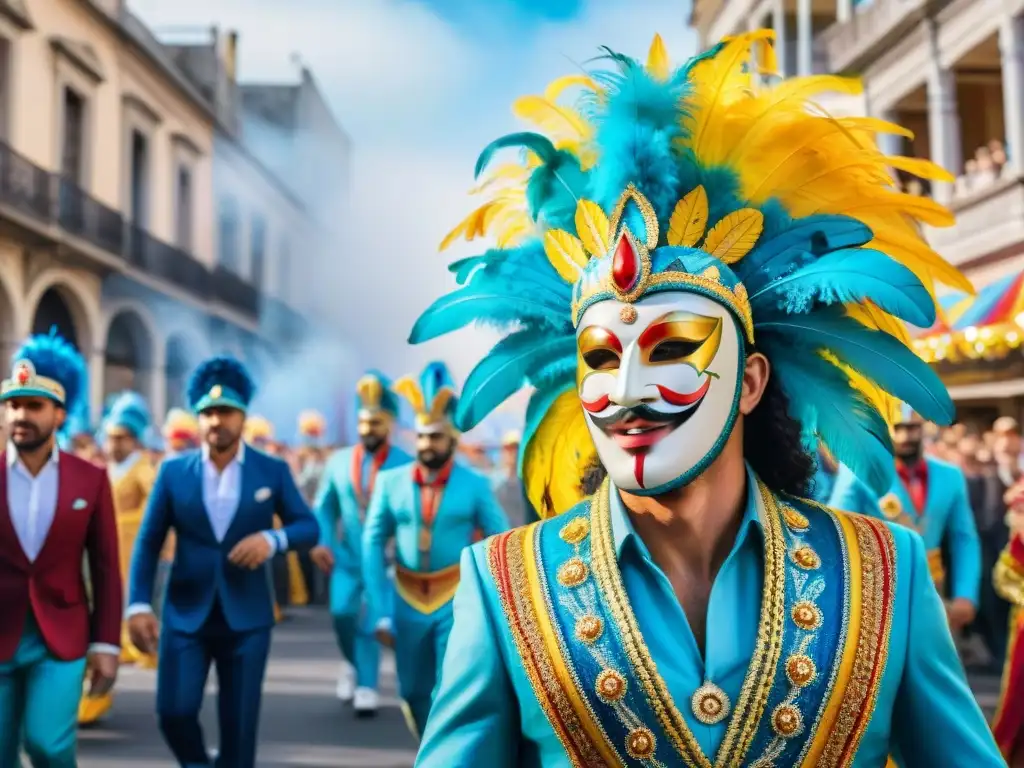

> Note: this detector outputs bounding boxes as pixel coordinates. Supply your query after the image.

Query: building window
[218,196,240,271]
[129,129,148,227]
[277,237,290,301]
[250,214,266,289]
[61,87,86,185]
[0,38,11,141]
[174,165,193,250]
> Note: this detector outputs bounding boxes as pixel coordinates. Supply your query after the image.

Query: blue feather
[750,248,935,327]
[758,309,954,424]
[408,287,570,344]
[766,344,895,496]
[12,329,88,424]
[448,256,485,284]
[475,132,557,179]
[741,215,874,285]
[455,331,576,431]
[186,356,255,411]
[419,361,456,415]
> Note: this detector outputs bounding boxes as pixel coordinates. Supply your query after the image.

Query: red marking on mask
[656,377,711,406]
[581,394,611,413]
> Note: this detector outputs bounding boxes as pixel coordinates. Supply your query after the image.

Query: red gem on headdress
[612,232,639,293]
[15,364,30,385]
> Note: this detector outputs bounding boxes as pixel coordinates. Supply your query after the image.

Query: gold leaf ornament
[667,186,709,247]
[702,208,764,264]
[575,199,611,257]
[543,230,588,282]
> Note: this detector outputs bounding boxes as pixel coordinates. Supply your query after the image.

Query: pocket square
[254,487,272,502]
[72,498,87,510]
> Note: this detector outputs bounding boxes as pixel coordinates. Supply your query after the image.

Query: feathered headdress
[409,32,962,517]
[163,408,199,443]
[393,362,459,432]
[355,371,401,416]
[104,391,151,440]
[298,409,326,438]
[1,328,89,435]
[243,415,274,443]
[186,355,256,414]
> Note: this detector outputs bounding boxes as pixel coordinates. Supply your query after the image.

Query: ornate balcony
[211,265,260,318]
[818,0,929,74]
[924,172,1024,266]
[57,177,125,256]
[0,141,53,223]
[125,223,210,297]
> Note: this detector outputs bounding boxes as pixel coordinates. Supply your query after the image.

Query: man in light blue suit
[362,361,508,738]
[309,371,411,717]
[127,356,319,768]
[406,34,1002,768]
[830,406,982,633]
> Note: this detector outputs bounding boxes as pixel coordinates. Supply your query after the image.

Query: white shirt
[107,451,141,484]
[6,442,119,656]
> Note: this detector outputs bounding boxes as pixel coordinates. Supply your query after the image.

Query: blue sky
[128,0,697,430]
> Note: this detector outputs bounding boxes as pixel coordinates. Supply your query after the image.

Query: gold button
[559,517,591,545]
[557,557,589,588]
[772,703,803,737]
[691,682,730,725]
[595,669,627,703]
[619,304,638,324]
[625,726,656,759]
[791,600,823,631]
[210,385,223,398]
[782,506,809,531]
[791,546,820,570]
[575,615,604,644]
[785,654,816,687]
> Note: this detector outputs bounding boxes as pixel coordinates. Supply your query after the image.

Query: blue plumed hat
[409,32,965,515]
[186,355,255,414]
[104,391,151,440]
[354,370,401,417]
[1,329,86,413]
[393,361,459,433]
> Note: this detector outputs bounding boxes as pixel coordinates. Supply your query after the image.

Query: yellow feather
[846,302,912,346]
[429,388,455,424]
[821,349,901,426]
[522,389,596,518]
[883,155,955,183]
[497,219,532,248]
[512,96,591,143]
[575,199,611,257]
[469,163,529,195]
[392,376,425,416]
[701,208,764,264]
[543,230,587,283]
[355,375,384,410]
[544,74,599,102]
[646,34,670,81]
[667,185,709,247]
[754,36,778,76]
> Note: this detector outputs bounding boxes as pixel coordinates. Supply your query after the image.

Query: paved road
[77,607,418,767]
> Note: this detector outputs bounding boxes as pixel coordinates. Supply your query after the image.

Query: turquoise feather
[448,256,485,284]
[475,132,558,179]
[408,288,569,344]
[419,361,457,417]
[456,331,577,431]
[742,215,873,284]
[750,248,935,327]
[768,345,895,495]
[757,310,954,424]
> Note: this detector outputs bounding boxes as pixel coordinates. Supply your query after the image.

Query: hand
[945,597,976,631]
[228,533,274,569]
[87,651,119,696]
[310,545,335,574]
[127,612,159,655]
[374,628,395,649]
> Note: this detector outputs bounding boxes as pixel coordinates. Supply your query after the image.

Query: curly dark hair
[576,361,816,498]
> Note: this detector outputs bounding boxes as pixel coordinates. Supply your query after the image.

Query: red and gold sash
[413,460,453,570]
[350,442,390,512]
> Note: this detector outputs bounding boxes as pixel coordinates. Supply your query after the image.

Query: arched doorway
[103,310,153,401]
[164,333,200,413]
[32,288,78,349]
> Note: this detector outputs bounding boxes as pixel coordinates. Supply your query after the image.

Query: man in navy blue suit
[126,356,319,768]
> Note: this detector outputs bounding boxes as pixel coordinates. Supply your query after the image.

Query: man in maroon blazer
[0,331,122,767]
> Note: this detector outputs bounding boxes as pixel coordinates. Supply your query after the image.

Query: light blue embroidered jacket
[313,444,411,616]
[829,457,982,605]
[362,461,509,624]
[416,467,1001,767]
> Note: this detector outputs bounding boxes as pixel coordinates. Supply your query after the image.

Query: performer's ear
[738,352,770,416]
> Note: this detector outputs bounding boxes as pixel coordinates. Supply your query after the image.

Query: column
[89,350,105,428]
[877,108,904,158]
[773,0,788,78]
[838,0,853,23]
[149,342,167,427]
[1000,15,1024,175]
[927,66,963,202]
[797,0,813,75]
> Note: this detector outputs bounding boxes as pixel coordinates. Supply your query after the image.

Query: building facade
[0,0,347,427]
[691,0,1024,425]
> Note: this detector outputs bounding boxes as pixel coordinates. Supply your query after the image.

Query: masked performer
[79,391,157,726]
[409,32,1001,767]
[0,332,121,767]
[362,361,509,737]
[310,373,411,716]
[127,356,319,768]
